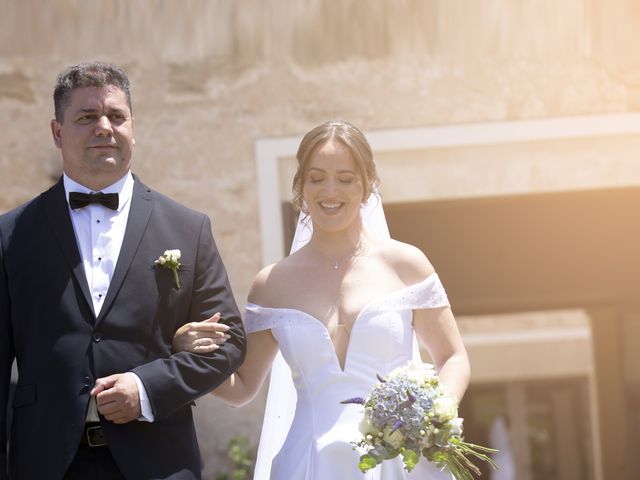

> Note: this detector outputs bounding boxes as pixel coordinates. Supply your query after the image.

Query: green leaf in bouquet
[458,441,500,470]
[401,449,420,471]
[448,454,476,480]
[434,427,454,447]
[358,454,379,473]
[452,448,482,477]
[424,446,448,464]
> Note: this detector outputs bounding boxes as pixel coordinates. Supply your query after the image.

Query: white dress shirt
[63,172,154,422]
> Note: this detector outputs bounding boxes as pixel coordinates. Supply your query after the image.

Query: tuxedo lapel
[95,179,153,326]
[41,179,95,317]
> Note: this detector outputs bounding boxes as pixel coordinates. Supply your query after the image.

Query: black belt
[80,423,108,447]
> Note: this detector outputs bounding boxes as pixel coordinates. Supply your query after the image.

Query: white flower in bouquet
[358,407,380,435]
[342,362,498,479]
[433,395,458,423]
[390,359,434,382]
[383,425,406,450]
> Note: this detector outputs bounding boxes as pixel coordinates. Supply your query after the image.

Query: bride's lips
[318,201,345,215]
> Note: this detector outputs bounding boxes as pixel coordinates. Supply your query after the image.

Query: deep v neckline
[248,277,433,373]
[280,302,371,373]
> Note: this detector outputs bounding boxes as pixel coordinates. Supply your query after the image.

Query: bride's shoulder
[248,263,279,306]
[247,254,303,306]
[375,237,435,284]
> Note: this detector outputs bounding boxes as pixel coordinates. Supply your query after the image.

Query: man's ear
[51,119,62,149]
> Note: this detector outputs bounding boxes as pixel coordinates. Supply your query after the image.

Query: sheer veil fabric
[253,193,430,479]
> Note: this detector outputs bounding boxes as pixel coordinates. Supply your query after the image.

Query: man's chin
[84,158,131,181]
[88,155,129,171]
[92,154,119,164]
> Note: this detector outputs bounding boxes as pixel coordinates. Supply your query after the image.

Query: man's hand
[91,373,142,424]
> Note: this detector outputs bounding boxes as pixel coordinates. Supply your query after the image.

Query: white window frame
[255,113,640,266]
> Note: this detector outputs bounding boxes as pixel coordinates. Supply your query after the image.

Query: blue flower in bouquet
[342,361,498,479]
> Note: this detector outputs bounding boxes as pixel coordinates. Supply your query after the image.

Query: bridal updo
[292,120,380,213]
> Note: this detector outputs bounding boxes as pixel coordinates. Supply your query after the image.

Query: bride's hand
[172,312,231,353]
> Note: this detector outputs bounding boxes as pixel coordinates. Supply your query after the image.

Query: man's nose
[95,116,113,135]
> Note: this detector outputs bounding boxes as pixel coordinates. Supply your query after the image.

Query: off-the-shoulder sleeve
[243,303,280,334]
[410,273,450,309]
[372,273,450,314]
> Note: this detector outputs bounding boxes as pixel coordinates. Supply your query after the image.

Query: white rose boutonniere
[154,249,181,288]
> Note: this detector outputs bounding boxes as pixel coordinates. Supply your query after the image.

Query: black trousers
[64,443,126,480]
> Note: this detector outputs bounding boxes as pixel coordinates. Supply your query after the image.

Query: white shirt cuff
[128,372,155,422]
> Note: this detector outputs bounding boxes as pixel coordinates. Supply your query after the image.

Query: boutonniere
[154,249,181,288]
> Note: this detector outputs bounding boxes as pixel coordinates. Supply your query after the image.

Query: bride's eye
[338,175,356,185]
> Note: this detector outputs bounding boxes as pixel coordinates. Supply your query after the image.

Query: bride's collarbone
[275,286,389,329]
[267,265,406,325]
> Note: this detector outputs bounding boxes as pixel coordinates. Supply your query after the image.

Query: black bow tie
[69,192,119,210]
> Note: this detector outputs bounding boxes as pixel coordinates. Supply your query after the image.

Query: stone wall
[2,0,640,476]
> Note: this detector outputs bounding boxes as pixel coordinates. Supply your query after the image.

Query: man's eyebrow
[76,106,128,115]
[106,106,128,115]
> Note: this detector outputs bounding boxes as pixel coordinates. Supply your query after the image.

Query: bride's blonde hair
[292,120,380,213]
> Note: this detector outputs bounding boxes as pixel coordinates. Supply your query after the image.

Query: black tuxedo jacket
[0,177,246,479]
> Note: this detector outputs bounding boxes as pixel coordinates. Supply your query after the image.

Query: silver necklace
[311,242,367,270]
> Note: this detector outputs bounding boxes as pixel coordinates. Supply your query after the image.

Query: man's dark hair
[53,61,132,122]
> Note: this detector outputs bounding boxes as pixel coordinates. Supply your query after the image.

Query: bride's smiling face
[302,140,364,232]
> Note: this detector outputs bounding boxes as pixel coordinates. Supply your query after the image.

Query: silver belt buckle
[86,425,107,447]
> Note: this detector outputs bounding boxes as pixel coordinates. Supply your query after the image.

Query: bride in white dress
[174,120,470,479]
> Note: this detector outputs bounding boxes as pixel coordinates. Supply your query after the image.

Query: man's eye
[76,115,95,123]
[109,114,125,122]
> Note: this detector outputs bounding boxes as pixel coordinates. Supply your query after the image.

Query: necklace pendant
[333,260,339,270]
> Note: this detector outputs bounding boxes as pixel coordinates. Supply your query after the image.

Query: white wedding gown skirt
[245,274,453,480]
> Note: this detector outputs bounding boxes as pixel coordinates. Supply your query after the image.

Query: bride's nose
[322,178,340,195]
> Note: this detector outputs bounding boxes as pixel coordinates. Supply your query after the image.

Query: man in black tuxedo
[0,62,246,479]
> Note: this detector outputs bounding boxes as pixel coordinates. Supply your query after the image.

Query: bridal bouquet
[342,361,497,479]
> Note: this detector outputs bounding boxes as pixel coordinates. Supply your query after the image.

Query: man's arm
[0,226,14,479]
[115,214,246,421]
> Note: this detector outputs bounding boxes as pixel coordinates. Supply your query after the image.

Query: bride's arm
[173,265,281,407]
[413,307,470,401]
[172,322,278,407]
[393,241,470,401]
[209,329,279,407]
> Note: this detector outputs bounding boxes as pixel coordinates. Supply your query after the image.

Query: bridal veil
[252,193,424,479]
